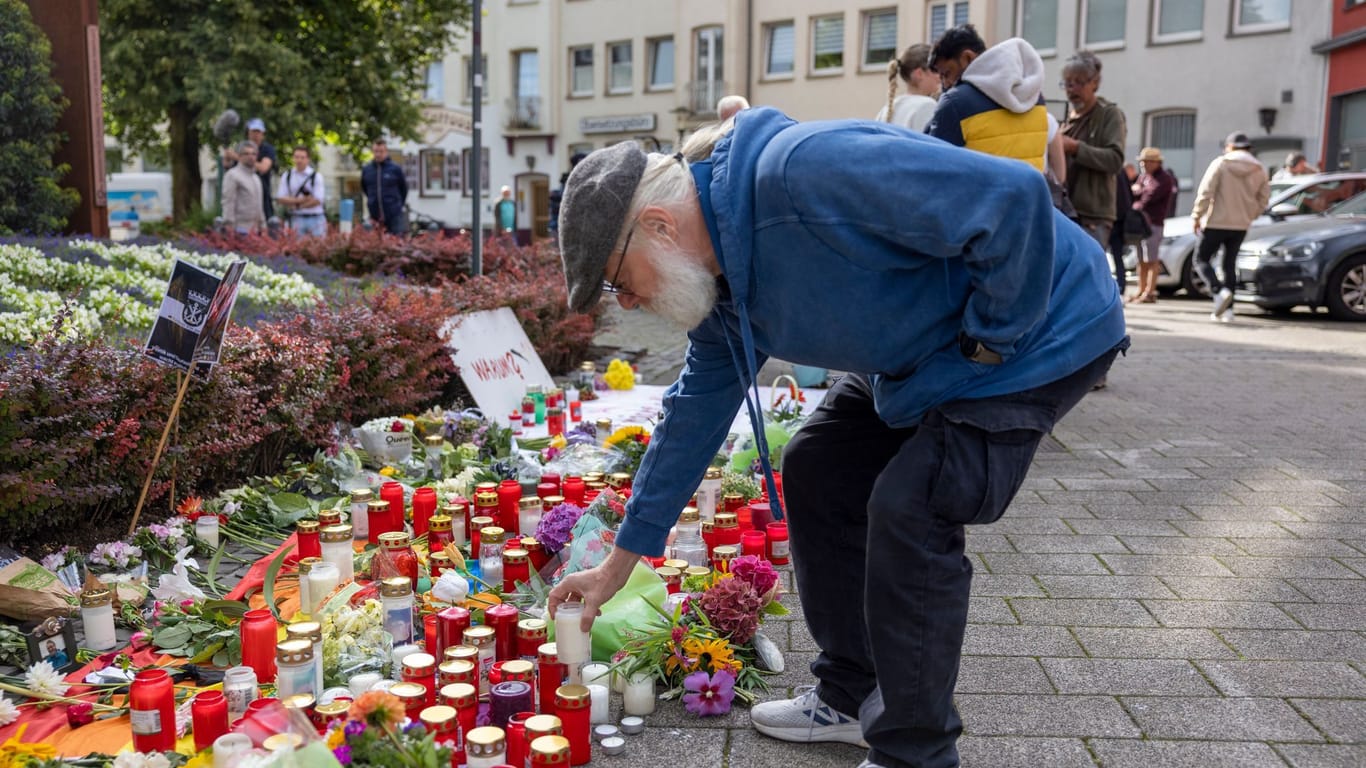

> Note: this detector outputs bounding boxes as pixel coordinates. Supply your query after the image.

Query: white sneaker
[1219,308,1235,323]
[751,686,868,747]
[857,762,886,768]
[1213,287,1234,316]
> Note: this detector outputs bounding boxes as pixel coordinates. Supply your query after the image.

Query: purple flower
[728,555,779,599]
[682,669,735,717]
[334,745,352,764]
[534,502,584,555]
[344,719,366,737]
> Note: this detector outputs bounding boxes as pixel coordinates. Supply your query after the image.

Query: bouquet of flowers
[357,417,414,466]
[616,555,787,715]
[325,691,452,767]
[603,425,650,477]
[321,600,394,687]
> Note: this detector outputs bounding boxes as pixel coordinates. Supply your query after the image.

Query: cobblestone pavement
[589,298,1366,768]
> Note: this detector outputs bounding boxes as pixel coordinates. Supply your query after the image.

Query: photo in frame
[24,616,78,674]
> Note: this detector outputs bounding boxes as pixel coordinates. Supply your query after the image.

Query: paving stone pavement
[588,298,1366,768]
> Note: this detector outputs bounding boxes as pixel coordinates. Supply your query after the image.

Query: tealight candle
[580,662,611,689]
[349,672,382,697]
[587,684,609,725]
[593,724,619,742]
[622,671,656,715]
[392,643,422,678]
[212,733,253,768]
[619,715,644,734]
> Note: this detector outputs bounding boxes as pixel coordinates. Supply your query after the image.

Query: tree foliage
[101,0,471,219]
[0,0,79,234]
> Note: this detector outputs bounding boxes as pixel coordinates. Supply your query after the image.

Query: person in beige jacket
[1191,131,1270,322]
[221,141,266,234]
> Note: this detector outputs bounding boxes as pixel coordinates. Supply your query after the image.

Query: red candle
[546,407,565,437]
[497,480,523,536]
[748,502,774,530]
[130,668,176,752]
[713,512,743,549]
[380,481,406,533]
[442,682,478,766]
[412,487,437,539]
[191,689,229,751]
[767,522,790,565]
[485,602,520,661]
[540,473,561,495]
[503,548,531,593]
[436,606,472,657]
[507,710,534,768]
[402,652,439,708]
[537,643,565,713]
[560,477,585,507]
[239,608,278,683]
[379,532,419,589]
[741,530,767,559]
[569,400,582,422]
[516,619,547,661]
[424,614,439,655]
[295,520,321,561]
[367,500,395,544]
[554,684,592,766]
[536,482,557,500]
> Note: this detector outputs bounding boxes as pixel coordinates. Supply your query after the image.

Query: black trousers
[1194,227,1247,295]
[782,342,1126,768]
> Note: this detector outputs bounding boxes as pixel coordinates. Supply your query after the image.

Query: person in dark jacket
[1130,147,1178,303]
[361,139,409,235]
[1060,51,1126,248]
[1108,165,1137,296]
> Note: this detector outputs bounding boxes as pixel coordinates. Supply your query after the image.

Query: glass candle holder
[552,604,590,684]
[79,588,117,651]
[239,609,278,683]
[622,671,656,715]
[195,516,220,550]
[129,668,176,752]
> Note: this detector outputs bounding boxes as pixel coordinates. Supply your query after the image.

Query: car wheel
[1324,254,1366,321]
[1180,251,1212,298]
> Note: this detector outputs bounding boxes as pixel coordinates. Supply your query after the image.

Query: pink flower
[390,421,405,433]
[130,631,151,650]
[728,556,779,600]
[698,577,763,644]
[682,669,735,717]
[179,599,196,609]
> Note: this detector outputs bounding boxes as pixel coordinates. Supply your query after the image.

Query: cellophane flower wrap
[321,599,394,686]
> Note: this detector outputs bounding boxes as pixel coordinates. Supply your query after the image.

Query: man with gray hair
[716,94,750,121]
[547,107,1127,768]
[221,140,265,234]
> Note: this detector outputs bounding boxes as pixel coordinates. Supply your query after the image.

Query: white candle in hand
[553,602,591,684]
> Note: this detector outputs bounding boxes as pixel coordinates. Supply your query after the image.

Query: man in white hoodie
[925,30,1065,180]
[1191,131,1271,322]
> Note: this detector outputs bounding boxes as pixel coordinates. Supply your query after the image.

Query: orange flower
[176,496,204,517]
[349,690,405,731]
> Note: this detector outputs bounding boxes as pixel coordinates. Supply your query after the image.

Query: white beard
[643,244,719,331]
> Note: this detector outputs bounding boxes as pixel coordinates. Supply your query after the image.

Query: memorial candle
[553,685,592,767]
[411,486,437,539]
[497,479,522,536]
[295,520,321,561]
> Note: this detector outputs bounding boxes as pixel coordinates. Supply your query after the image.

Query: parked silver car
[1134,171,1366,296]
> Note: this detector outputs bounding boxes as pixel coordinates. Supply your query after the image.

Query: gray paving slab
[1286,578,1366,603]
[1279,602,1366,630]
[969,574,1046,598]
[955,693,1141,737]
[1194,660,1366,698]
[955,656,1054,695]
[1157,576,1312,602]
[1071,627,1239,659]
[1218,629,1366,662]
[957,736,1095,767]
[1120,696,1322,741]
[1089,738,1290,767]
[1099,553,1237,576]
[1035,574,1177,599]
[725,729,865,768]
[960,624,1087,657]
[1041,658,1218,695]
[1142,599,1301,629]
[1118,536,1245,556]
[1219,557,1363,579]
[1011,597,1157,627]
[1275,744,1366,768]
[1184,505,1303,521]
[979,553,1111,575]
[1289,698,1366,742]
[1005,534,1130,553]
[1234,539,1366,558]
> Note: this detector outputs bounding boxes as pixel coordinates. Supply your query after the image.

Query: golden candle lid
[579,361,596,372]
[519,495,542,510]
[465,725,507,752]
[501,659,535,678]
[525,714,564,737]
[367,499,391,511]
[285,621,322,642]
[607,472,632,487]
[429,514,453,532]
[445,644,479,662]
[470,515,495,528]
[517,618,548,635]
[463,626,495,645]
[389,681,427,701]
[275,639,312,664]
[678,507,700,523]
[585,481,607,491]
[654,566,682,579]
[684,566,711,578]
[79,588,112,608]
[320,524,353,543]
[554,684,591,706]
[542,495,566,507]
[474,482,499,494]
[296,519,320,534]
[715,512,738,528]
[402,652,436,674]
[722,493,743,503]
[430,551,453,566]
[378,531,411,550]
[661,558,689,570]
[530,734,572,759]
[379,576,412,597]
[315,700,350,719]
[521,536,543,551]
[297,557,323,576]
[350,488,374,504]
[704,467,723,480]
[480,526,506,544]
[262,732,303,751]
[474,491,498,507]
[441,501,466,514]
[439,659,475,678]
[583,472,605,483]
[283,693,315,711]
[318,508,342,526]
[713,545,739,558]
[503,547,529,564]
[419,704,457,727]
[424,434,445,447]
[594,418,612,430]
[700,520,715,533]
[440,682,478,707]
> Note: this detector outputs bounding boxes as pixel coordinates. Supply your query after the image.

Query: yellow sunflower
[685,636,740,674]
[604,425,648,448]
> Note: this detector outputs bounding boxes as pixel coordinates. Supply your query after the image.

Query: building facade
[1314,0,1366,172]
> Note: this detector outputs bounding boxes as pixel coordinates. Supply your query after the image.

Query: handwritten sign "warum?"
[441,307,556,419]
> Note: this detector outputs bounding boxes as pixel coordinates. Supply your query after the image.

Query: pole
[128,370,194,536]
[470,0,483,276]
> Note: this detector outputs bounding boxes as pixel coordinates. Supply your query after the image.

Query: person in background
[221,141,265,235]
[548,107,1127,768]
[876,44,938,132]
[1191,131,1271,323]
[1108,167,1136,300]
[276,146,327,237]
[360,138,408,235]
[1272,151,1319,182]
[1060,51,1126,251]
[1129,147,1178,304]
[223,117,277,222]
[495,185,516,236]
[717,95,750,121]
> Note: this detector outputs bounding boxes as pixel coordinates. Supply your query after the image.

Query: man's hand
[1061,135,1080,156]
[547,544,641,633]
[1192,218,1203,236]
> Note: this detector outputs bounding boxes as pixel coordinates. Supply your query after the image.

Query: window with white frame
[570,46,593,96]
[1016,0,1058,54]
[607,41,632,94]
[694,26,724,112]
[1233,0,1290,34]
[1152,0,1202,43]
[647,37,674,89]
[764,21,795,77]
[512,50,540,129]
[424,62,444,103]
[1147,110,1196,189]
[1081,0,1126,49]
[929,2,971,43]
[463,54,487,103]
[862,9,897,69]
[811,15,844,73]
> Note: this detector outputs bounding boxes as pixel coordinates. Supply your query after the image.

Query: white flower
[0,692,18,726]
[24,660,70,697]
[113,754,172,768]
[222,501,241,517]
[431,571,470,604]
[150,545,206,603]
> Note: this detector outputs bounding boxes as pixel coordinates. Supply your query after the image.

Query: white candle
[588,683,610,724]
[306,562,340,615]
[348,672,382,697]
[212,734,253,768]
[553,603,591,684]
[195,517,220,549]
[622,671,656,715]
[392,643,422,678]
[581,662,611,689]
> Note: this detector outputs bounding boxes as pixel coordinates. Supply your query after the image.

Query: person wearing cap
[1272,151,1319,182]
[1191,131,1271,322]
[546,107,1128,768]
[1129,147,1178,303]
[223,117,278,221]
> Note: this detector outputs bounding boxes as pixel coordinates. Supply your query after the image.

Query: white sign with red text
[441,307,556,420]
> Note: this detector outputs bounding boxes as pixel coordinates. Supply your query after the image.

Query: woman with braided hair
[875,44,939,132]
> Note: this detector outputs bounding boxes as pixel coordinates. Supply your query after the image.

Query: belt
[292,212,324,217]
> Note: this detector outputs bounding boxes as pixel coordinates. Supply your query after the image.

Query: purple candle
[489,680,533,728]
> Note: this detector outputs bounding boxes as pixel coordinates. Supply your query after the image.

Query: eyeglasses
[1059,77,1094,90]
[600,218,639,297]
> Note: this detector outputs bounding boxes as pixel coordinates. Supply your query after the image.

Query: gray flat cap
[558,142,647,312]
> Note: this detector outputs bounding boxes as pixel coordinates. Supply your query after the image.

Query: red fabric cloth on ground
[225,534,299,601]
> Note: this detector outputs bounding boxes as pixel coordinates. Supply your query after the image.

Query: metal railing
[504,96,542,131]
[685,80,728,116]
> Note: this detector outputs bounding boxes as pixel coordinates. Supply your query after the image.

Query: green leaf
[188,640,225,664]
[205,541,227,597]
[261,544,295,623]
[762,601,790,617]
[202,599,247,620]
[153,625,192,648]
[212,649,229,668]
